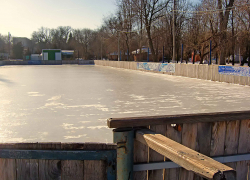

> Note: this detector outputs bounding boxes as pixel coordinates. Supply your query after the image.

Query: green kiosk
[42,49,62,60]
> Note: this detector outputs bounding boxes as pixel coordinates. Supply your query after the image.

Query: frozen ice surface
[0,65,249,143]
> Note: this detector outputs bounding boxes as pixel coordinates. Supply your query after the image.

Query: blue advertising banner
[218,66,250,77]
[137,62,175,73]
[28,60,42,65]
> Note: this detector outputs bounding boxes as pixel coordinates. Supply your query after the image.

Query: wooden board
[38,143,61,180]
[83,143,108,180]
[16,143,39,180]
[210,122,227,156]
[224,120,240,180]
[164,124,182,180]
[0,143,17,180]
[0,142,116,180]
[134,126,149,180]
[148,125,166,180]
[179,123,197,180]
[236,120,250,180]
[107,110,250,128]
[197,122,212,156]
[193,122,212,180]
[135,128,235,180]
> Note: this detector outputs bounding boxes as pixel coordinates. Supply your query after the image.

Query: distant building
[108,52,130,61]
[108,52,118,60]
[132,47,152,61]
[42,49,62,60]
[61,50,74,60]
[31,54,42,61]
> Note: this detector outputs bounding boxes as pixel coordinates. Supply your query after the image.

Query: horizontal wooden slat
[135,128,236,180]
[0,142,116,150]
[0,149,116,161]
[107,110,250,128]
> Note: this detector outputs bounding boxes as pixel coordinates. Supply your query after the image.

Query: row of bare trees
[1,0,249,64]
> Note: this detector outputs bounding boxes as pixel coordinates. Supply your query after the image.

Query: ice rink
[0,65,250,142]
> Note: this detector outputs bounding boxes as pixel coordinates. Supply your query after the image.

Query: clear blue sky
[0,0,199,39]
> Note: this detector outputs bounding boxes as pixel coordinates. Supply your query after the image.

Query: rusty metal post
[113,128,134,180]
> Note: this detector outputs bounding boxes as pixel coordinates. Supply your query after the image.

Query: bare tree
[132,0,170,61]
[218,0,235,65]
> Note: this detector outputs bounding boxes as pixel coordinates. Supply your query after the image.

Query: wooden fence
[109,110,250,180]
[94,60,250,86]
[0,111,249,180]
[0,142,116,180]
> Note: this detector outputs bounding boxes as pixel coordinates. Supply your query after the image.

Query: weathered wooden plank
[164,124,182,180]
[61,160,84,180]
[236,119,250,180]
[30,143,39,180]
[210,122,226,156]
[179,123,197,180]
[15,143,39,180]
[224,120,240,174]
[0,158,16,180]
[61,143,84,180]
[0,143,16,180]
[197,122,212,156]
[136,128,235,180]
[193,122,212,180]
[16,159,31,180]
[224,121,240,156]
[107,110,250,128]
[134,126,148,180]
[148,125,165,180]
[237,120,250,153]
[38,142,61,180]
[83,143,108,180]
[0,142,115,180]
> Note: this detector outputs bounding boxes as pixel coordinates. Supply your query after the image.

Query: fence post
[113,128,134,180]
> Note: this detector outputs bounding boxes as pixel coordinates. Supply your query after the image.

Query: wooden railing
[109,110,250,180]
[0,142,116,180]
[0,110,249,180]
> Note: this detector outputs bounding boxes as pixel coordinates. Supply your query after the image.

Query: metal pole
[120,51,122,61]
[8,32,11,59]
[232,9,235,66]
[193,51,195,64]
[181,44,183,63]
[172,0,176,62]
[216,52,218,64]
[162,46,164,63]
[177,46,179,63]
[113,128,134,180]
[147,48,149,62]
[101,37,103,60]
[118,31,120,61]
[209,40,212,65]
[127,49,129,61]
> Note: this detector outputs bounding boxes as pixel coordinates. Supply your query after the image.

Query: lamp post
[118,31,120,61]
[8,32,11,59]
[172,0,176,62]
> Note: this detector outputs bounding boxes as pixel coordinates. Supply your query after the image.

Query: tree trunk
[146,26,157,62]
[218,0,235,65]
